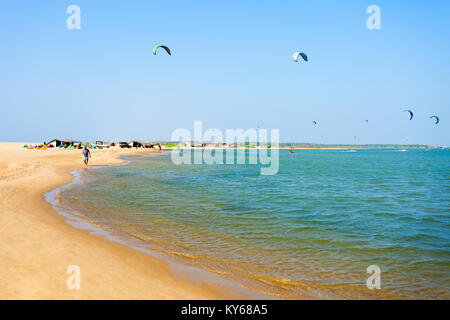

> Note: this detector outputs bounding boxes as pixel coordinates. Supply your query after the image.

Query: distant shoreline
[161,146,443,150]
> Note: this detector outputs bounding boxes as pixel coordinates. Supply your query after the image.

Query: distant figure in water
[82,146,91,165]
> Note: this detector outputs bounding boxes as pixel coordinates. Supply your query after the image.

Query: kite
[153,45,171,55]
[430,115,439,124]
[293,52,308,62]
[404,110,414,120]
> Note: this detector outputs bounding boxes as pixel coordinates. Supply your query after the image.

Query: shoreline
[45,154,274,300]
[0,142,258,299]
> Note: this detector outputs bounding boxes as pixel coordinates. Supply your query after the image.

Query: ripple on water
[56,149,450,299]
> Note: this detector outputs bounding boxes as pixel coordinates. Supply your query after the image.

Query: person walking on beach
[82,146,91,165]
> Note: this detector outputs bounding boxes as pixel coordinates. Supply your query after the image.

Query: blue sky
[1,0,449,145]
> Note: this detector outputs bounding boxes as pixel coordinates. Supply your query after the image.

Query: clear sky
[1,0,449,145]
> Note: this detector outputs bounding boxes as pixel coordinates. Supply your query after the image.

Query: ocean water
[55,149,450,299]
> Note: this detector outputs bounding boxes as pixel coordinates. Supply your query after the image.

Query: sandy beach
[0,142,247,299]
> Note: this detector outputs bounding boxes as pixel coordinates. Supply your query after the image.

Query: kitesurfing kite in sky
[293,52,308,62]
[430,115,439,124]
[153,45,171,55]
[404,110,414,120]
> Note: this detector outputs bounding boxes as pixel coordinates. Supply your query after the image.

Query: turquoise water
[57,149,450,299]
